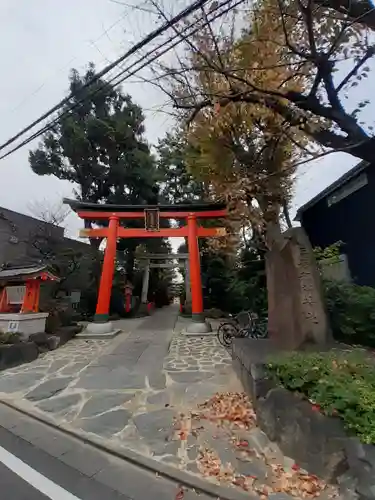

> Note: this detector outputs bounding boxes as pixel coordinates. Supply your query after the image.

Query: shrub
[323,279,375,347]
[313,241,343,262]
[0,331,21,344]
[266,349,375,444]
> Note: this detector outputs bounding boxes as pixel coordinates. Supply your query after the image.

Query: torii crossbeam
[64,199,227,335]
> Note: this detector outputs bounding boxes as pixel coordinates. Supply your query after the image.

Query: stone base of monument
[231,338,341,383]
[232,338,281,365]
[182,319,215,336]
[76,322,121,339]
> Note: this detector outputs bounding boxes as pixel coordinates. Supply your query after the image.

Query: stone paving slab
[0,309,339,499]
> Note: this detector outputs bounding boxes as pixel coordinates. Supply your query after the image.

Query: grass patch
[266,349,375,444]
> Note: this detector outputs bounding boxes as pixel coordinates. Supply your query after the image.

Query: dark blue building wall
[300,165,375,287]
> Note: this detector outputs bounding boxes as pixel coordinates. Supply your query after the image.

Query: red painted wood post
[95,216,119,322]
[0,288,8,312]
[187,214,204,321]
[21,280,37,313]
[32,280,41,312]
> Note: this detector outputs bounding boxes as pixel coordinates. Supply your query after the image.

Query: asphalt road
[0,425,131,500]
[0,404,213,500]
[0,460,49,499]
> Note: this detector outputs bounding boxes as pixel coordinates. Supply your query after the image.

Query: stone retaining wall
[0,342,39,371]
[232,338,375,500]
[0,326,80,372]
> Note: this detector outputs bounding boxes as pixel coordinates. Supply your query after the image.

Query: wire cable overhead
[0,0,212,154]
[0,0,242,160]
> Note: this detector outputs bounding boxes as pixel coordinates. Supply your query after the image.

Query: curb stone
[0,400,259,500]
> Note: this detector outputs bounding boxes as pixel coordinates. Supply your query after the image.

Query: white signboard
[6,286,26,304]
[70,291,81,304]
[7,320,19,333]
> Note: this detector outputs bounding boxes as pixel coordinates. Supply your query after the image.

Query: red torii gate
[64,200,227,334]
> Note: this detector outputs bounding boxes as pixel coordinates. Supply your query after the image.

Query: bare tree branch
[109,0,158,15]
[316,0,375,30]
[28,199,70,227]
[138,0,374,164]
[282,200,293,228]
[336,45,375,91]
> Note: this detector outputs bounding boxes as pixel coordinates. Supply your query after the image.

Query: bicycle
[217,310,268,347]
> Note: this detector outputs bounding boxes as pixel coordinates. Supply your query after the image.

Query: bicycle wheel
[254,319,268,338]
[236,311,253,329]
[238,327,256,339]
[217,322,238,347]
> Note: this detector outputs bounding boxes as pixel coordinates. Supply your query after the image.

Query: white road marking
[0,444,82,500]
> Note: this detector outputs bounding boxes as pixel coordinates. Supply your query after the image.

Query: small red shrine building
[0,265,59,335]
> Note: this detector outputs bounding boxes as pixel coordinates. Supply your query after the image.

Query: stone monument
[266,227,330,349]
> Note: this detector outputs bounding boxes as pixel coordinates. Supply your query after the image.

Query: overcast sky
[1,0,374,252]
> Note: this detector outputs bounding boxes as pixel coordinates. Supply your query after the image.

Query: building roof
[0,206,64,238]
[0,264,59,282]
[295,160,369,221]
[0,265,46,278]
[63,198,227,214]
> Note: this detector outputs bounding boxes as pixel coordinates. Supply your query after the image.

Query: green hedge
[266,349,375,444]
[324,280,375,347]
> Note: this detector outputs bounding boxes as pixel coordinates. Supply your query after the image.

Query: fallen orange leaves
[194,393,333,498]
[197,448,235,483]
[173,413,192,441]
[238,439,249,448]
[175,485,184,500]
[268,463,327,498]
[197,446,327,498]
[196,392,256,429]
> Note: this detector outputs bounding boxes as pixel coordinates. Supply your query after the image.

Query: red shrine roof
[0,265,59,284]
[63,198,227,214]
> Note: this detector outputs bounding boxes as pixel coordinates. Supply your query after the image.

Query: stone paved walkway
[0,308,237,456]
[0,308,338,498]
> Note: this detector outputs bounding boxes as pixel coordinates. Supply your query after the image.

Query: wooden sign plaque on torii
[64,199,227,335]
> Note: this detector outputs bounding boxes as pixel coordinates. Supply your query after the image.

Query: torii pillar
[141,260,150,305]
[186,214,211,334]
[78,215,121,339]
[184,259,191,312]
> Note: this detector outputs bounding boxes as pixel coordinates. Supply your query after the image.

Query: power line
[105,0,241,88]
[111,0,242,88]
[8,8,130,115]
[0,0,241,160]
[0,0,212,154]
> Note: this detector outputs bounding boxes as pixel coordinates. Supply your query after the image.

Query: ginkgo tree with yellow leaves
[155,0,332,345]
[164,0,306,238]
[155,0,373,163]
